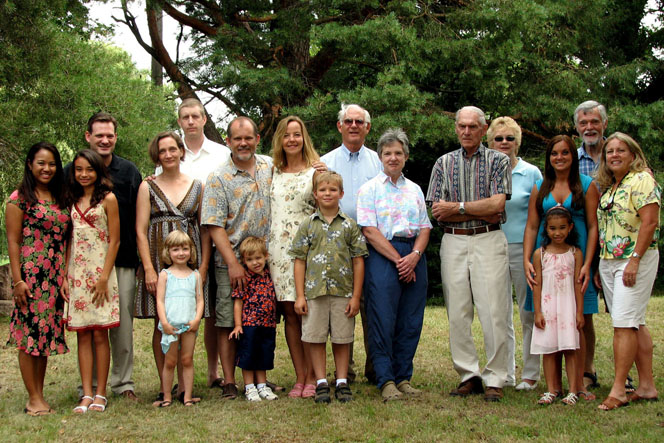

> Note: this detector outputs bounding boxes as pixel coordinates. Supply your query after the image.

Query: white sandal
[562,392,578,405]
[537,392,557,405]
[73,395,94,413]
[89,395,107,412]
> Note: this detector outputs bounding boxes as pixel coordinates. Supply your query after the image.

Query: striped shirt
[425,144,511,228]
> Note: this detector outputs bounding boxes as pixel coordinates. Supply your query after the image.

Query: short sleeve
[426,157,445,204]
[202,170,228,227]
[416,187,433,229]
[7,190,26,211]
[631,172,661,211]
[356,181,378,228]
[347,220,369,258]
[491,154,511,197]
[288,219,311,260]
[231,285,245,300]
[580,174,593,194]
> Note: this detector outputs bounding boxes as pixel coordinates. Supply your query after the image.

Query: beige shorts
[301,295,355,344]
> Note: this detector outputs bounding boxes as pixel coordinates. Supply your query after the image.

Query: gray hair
[455,106,487,126]
[337,103,371,125]
[377,128,409,157]
[574,100,607,125]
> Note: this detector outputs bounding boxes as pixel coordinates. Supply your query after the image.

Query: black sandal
[156,400,172,408]
[178,392,201,404]
[183,400,196,407]
[583,372,600,388]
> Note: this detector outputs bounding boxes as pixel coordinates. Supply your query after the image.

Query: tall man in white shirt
[321,104,382,383]
[157,99,230,388]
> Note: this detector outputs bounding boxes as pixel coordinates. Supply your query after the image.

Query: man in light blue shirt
[321,104,382,383]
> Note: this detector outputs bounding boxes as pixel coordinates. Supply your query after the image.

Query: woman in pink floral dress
[6,142,70,416]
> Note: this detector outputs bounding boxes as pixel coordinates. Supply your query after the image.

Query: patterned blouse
[289,209,368,300]
[356,171,432,239]
[231,268,277,328]
[426,144,511,228]
[598,171,660,259]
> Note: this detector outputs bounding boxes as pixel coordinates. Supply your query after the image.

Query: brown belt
[443,224,501,236]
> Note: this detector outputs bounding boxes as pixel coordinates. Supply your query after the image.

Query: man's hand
[431,200,459,221]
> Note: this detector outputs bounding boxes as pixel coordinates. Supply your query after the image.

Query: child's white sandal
[537,392,557,405]
[89,394,107,412]
[73,395,94,414]
[562,392,578,405]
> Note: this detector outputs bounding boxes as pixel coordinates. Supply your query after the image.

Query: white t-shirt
[155,136,231,183]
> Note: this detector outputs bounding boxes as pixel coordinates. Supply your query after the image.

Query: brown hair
[87,112,117,133]
[595,132,649,191]
[161,230,196,265]
[536,135,584,217]
[148,131,186,165]
[238,236,268,261]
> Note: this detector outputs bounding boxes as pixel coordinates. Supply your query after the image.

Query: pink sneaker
[302,384,316,398]
[288,383,304,398]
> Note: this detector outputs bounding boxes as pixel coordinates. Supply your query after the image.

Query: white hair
[338,103,371,125]
[455,106,487,125]
[574,100,607,125]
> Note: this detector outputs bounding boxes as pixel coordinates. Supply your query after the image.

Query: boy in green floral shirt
[290,171,367,404]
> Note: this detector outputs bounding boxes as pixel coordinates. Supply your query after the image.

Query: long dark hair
[541,206,578,248]
[66,149,113,208]
[536,135,584,216]
[18,142,66,208]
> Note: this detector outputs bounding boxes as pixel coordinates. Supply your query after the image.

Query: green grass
[2,296,664,442]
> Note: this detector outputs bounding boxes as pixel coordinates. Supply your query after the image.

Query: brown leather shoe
[484,386,503,402]
[450,376,484,397]
[121,390,139,402]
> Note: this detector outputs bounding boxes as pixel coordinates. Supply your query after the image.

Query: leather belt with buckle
[443,224,500,236]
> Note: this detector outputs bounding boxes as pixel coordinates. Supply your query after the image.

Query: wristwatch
[458,202,466,215]
[632,252,642,259]
[413,249,422,256]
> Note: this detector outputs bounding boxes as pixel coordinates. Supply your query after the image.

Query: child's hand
[294,297,308,316]
[229,326,243,340]
[576,313,585,330]
[60,277,70,302]
[534,312,546,329]
[188,318,201,333]
[162,323,176,335]
[92,277,109,308]
[345,297,360,318]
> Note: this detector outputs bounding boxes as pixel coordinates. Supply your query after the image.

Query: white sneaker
[515,381,538,391]
[245,386,261,402]
[258,386,278,401]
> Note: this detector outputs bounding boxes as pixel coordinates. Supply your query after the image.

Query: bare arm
[6,202,30,308]
[136,182,157,294]
[362,226,400,264]
[622,202,659,287]
[156,270,174,335]
[532,248,545,329]
[93,193,120,307]
[396,228,430,282]
[573,248,585,330]
[197,184,211,284]
[190,271,204,332]
[207,225,248,290]
[346,256,364,318]
[523,184,541,289]
[432,194,506,222]
[578,182,599,294]
[293,258,308,315]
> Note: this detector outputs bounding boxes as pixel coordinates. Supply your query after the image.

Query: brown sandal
[598,396,628,410]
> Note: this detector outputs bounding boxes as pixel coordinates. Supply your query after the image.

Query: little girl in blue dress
[155,230,204,407]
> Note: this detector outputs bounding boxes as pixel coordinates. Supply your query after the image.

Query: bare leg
[78,332,95,397]
[204,319,221,385]
[562,350,579,393]
[542,353,558,394]
[582,314,596,381]
[599,327,636,409]
[92,330,111,399]
[633,325,658,398]
[217,327,236,384]
[19,352,50,412]
[179,331,197,403]
[332,343,350,381]
[255,370,267,385]
[575,329,586,393]
[553,352,563,394]
[282,302,314,385]
[161,340,179,404]
[152,319,165,390]
[242,369,256,386]
[308,342,327,381]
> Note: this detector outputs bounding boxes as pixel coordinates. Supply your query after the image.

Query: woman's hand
[578,264,590,294]
[92,277,109,307]
[524,261,537,290]
[622,258,640,287]
[60,277,70,302]
[199,265,208,286]
[593,272,602,290]
[144,267,158,295]
[576,312,585,330]
[396,252,419,280]
[13,281,30,309]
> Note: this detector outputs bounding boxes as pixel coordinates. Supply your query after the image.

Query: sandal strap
[563,393,578,405]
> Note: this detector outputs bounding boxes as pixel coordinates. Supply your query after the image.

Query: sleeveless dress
[6,191,70,356]
[135,179,208,318]
[531,247,580,354]
[268,167,316,302]
[66,202,120,330]
[158,269,198,353]
[525,174,598,314]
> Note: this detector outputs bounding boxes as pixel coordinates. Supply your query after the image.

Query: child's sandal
[577,390,596,401]
[537,392,557,405]
[562,392,578,405]
[73,395,94,414]
[89,395,107,412]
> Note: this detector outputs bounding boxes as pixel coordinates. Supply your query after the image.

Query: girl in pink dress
[530,206,584,406]
[63,149,120,414]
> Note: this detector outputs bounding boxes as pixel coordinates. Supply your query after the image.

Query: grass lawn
[1,296,663,442]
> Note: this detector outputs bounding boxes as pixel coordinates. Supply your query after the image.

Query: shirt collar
[229,154,266,175]
[312,207,347,223]
[578,144,593,160]
[512,158,527,175]
[378,170,405,186]
[341,144,366,161]
[460,143,486,159]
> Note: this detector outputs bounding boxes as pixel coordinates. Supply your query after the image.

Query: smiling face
[490,128,518,160]
[157,136,184,169]
[178,105,206,139]
[74,156,97,189]
[243,250,268,275]
[604,138,635,178]
[337,106,370,152]
[314,180,344,211]
[455,109,487,152]
[282,120,304,157]
[226,120,259,164]
[381,141,407,179]
[545,215,573,246]
[549,140,574,173]
[169,244,191,266]
[30,149,57,187]
[575,108,607,148]
[85,121,117,160]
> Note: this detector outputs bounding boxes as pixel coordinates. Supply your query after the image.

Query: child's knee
[180,354,194,367]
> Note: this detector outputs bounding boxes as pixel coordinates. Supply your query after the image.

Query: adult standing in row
[487,117,542,391]
[81,112,142,400]
[268,116,319,398]
[523,135,599,400]
[427,106,512,402]
[6,142,70,416]
[136,131,210,403]
[574,100,607,389]
[202,117,273,399]
[358,129,431,401]
[321,103,382,384]
[595,133,660,410]
[156,98,230,388]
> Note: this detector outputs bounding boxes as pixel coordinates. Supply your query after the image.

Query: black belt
[443,224,500,236]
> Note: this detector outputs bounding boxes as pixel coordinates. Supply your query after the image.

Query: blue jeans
[365,238,427,389]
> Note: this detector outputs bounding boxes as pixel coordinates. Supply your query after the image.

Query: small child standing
[290,171,368,404]
[531,206,585,406]
[64,149,120,414]
[155,230,204,407]
[229,236,278,402]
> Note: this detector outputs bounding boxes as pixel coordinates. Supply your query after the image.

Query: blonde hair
[595,132,649,191]
[238,236,268,261]
[161,230,196,265]
[314,170,344,192]
[487,116,522,153]
[271,116,319,171]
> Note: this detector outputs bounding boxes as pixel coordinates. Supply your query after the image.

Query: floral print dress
[66,202,120,330]
[7,191,70,356]
[268,168,315,302]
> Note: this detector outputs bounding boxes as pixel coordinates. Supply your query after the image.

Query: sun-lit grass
[1,295,664,442]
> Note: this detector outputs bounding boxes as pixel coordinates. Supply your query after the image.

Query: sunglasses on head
[494,136,515,142]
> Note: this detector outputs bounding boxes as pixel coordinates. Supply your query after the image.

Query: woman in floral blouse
[595,132,660,410]
[5,142,70,416]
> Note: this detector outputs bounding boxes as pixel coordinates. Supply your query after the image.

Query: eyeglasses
[343,119,365,127]
[494,136,515,142]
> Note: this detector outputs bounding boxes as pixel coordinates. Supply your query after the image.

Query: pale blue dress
[158,269,198,353]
